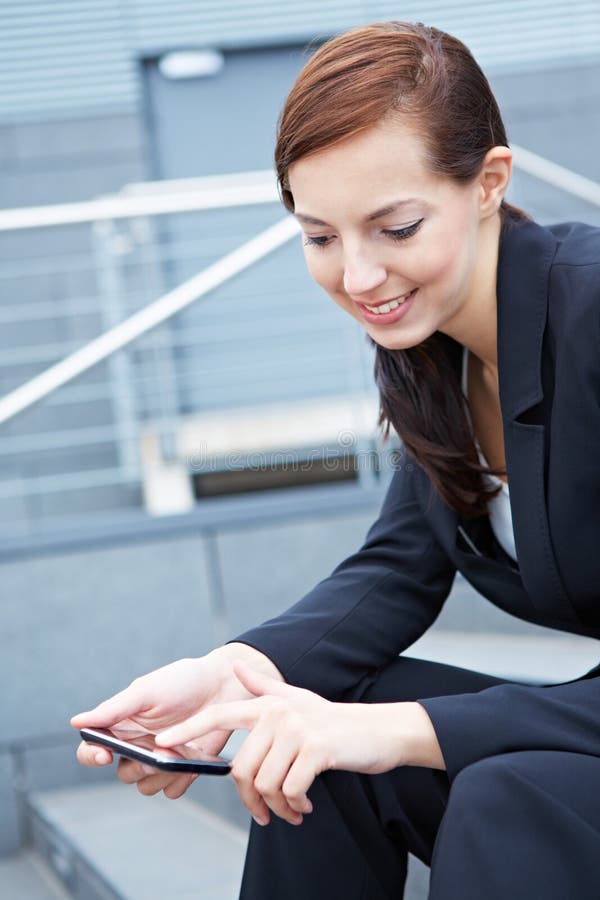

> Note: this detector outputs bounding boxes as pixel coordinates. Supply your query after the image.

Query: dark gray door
[143,45,310,177]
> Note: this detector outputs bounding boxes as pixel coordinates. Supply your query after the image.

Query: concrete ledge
[0,851,71,899]
[406,630,600,683]
[29,783,247,900]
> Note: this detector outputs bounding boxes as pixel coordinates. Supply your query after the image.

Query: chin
[367,325,434,352]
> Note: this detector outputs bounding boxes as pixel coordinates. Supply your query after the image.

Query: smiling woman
[73,20,600,900]
[277,22,525,517]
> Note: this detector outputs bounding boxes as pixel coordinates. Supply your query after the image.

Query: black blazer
[234,216,600,781]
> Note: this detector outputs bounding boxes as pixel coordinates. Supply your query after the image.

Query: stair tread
[31,783,247,900]
[407,630,600,681]
[0,851,72,899]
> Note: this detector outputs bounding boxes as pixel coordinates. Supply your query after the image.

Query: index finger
[156,698,263,747]
[70,683,147,730]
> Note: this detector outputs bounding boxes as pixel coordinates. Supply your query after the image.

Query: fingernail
[291,814,303,826]
[304,799,313,813]
[252,815,267,827]
[95,752,107,765]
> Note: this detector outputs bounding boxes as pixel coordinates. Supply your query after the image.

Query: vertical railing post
[92,216,141,477]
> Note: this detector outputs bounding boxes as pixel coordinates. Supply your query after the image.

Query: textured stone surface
[0,851,71,899]
[32,784,246,900]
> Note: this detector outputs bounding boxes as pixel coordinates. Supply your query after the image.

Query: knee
[445,753,531,827]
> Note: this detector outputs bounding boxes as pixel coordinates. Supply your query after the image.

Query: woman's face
[287,118,492,351]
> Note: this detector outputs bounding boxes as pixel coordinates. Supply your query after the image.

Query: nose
[343,249,387,298]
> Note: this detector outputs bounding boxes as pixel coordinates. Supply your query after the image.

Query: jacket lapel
[496,217,577,623]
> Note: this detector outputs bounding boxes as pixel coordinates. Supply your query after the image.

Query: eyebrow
[294,199,424,227]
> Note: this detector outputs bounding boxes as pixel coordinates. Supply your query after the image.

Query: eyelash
[303,218,424,249]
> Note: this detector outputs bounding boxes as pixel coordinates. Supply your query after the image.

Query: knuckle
[283,785,302,805]
[286,713,305,739]
[265,698,287,719]
[254,777,275,798]
[230,764,248,786]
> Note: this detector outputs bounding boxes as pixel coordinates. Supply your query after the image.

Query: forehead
[287,119,439,218]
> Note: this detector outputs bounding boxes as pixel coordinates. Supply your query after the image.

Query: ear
[478,146,513,220]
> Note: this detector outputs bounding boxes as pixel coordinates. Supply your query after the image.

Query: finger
[76,741,114,767]
[71,683,148,730]
[156,698,265,747]
[232,660,293,699]
[282,750,317,815]
[253,736,305,826]
[230,725,274,826]
[117,757,157,784]
[136,770,178,797]
[163,773,197,800]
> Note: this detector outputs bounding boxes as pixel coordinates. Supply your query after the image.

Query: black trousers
[238,656,600,899]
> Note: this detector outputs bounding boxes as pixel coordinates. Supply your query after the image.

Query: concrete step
[27,781,430,900]
[0,849,73,899]
[406,629,600,682]
[28,783,247,900]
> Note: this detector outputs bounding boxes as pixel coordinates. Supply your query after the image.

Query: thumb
[232,659,291,698]
[70,684,147,730]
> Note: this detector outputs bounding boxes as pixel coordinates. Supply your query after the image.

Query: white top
[462,349,517,562]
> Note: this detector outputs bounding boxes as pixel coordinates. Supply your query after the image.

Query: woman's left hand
[155,659,440,827]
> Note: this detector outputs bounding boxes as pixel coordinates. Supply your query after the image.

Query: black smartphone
[80,726,231,775]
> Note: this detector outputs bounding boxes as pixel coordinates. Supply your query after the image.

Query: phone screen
[80,726,231,775]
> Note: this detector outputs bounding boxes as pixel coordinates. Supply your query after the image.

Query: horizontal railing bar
[0,171,279,232]
[1,149,599,236]
[511,145,600,207]
[0,216,300,426]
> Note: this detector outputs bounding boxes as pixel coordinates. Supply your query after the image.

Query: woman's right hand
[70,643,284,800]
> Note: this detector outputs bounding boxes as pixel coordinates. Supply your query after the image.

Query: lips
[357,288,418,325]
[362,289,414,314]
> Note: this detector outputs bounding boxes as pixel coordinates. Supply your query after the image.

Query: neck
[441,211,502,374]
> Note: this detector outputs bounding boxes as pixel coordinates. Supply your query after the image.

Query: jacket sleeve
[230,463,456,698]
[419,671,600,781]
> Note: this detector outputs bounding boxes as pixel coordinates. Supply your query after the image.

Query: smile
[363,290,414,314]
[357,288,418,325]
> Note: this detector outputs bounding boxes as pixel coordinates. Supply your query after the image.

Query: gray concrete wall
[0,493,374,854]
[0,484,559,856]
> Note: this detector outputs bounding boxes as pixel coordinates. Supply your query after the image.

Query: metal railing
[0,148,599,536]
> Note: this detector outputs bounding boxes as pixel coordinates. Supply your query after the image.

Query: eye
[383,218,424,242]
[303,234,333,249]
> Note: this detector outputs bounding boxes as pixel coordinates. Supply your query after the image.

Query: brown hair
[275,21,528,517]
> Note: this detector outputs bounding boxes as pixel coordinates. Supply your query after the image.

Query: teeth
[365,291,412,314]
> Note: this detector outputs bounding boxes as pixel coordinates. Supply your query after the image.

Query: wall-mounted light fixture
[158,49,224,80]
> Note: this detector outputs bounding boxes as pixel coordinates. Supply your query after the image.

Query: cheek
[413,226,470,290]
[304,250,342,297]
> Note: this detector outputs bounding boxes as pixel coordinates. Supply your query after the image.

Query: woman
[72,22,600,899]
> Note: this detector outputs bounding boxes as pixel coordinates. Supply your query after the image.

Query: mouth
[356,288,418,325]
[361,290,415,314]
